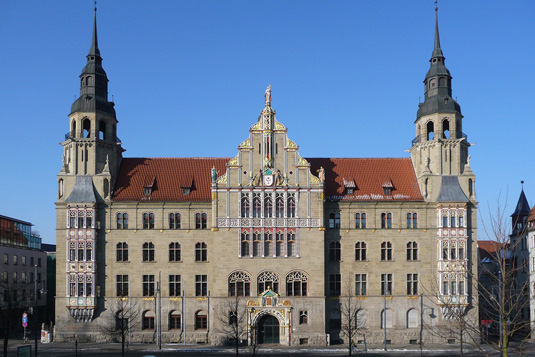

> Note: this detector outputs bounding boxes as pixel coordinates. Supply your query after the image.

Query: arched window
[116,242,128,262]
[329,212,340,229]
[264,195,273,218]
[195,242,207,262]
[355,242,366,261]
[142,242,154,262]
[381,309,393,328]
[253,232,261,257]
[439,77,445,86]
[169,213,181,229]
[98,120,106,140]
[253,194,261,218]
[143,212,154,229]
[228,271,251,297]
[58,179,64,198]
[276,194,285,218]
[287,231,296,257]
[195,213,207,229]
[381,242,392,261]
[387,213,392,228]
[264,231,273,257]
[241,232,250,257]
[275,232,284,257]
[116,310,129,331]
[241,194,250,217]
[426,121,434,141]
[329,241,341,261]
[407,242,418,261]
[257,271,280,294]
[82,118,91,138]
[195,310,207,330]
[71,120,76,138]
[355,212,366,229]
[356,309,367,329]
[286,271,308,296]
[169,311,181,330]
[407,309,418,328]
[468,178,473,197]
[169,242,181,262]
[412,213,418,228]
[442,119,450,139]
[142,310,155,330]
[287,195,296,218]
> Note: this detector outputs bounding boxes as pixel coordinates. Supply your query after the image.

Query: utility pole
[420,293,424,356]
[156,271,161,350]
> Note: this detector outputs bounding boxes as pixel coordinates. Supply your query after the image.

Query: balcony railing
[65,132,121,143]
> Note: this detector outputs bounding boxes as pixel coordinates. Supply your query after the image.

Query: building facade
[0,215,47,336]
[54,8,478,345]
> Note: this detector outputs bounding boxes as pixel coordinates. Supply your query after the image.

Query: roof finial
[94,0,97,12]
[265,84,272,105]
[435,0,438,12]
[89,1,100,56]
[521,180,525,188]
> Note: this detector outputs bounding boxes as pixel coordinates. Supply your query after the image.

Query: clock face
[264,175,274,186]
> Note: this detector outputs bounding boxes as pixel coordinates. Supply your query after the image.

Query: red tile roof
[113,157,423,202]
[528,205,535,223]
[308,158,422,201]
[113,158,230,202]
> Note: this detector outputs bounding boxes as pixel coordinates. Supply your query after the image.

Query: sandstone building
[55,7,478,345]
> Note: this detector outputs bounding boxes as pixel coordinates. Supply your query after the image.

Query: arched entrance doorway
[258,314,280,344]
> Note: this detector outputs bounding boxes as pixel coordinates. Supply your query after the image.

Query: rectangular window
[169,275,181,297]
[299,310,308,325]
[407,273,418,295]
[117,275,129,296]
[38,258,41,267]
[355,274,367,296]
[13,272,17,283]
[195,275,207,297]
[13,255,17,265]
[22,256,26,266]
[143,275,155,297]
[329,274,341,296]
[381,273,392,295]
[442,279,448,295]
[3,254,7,265]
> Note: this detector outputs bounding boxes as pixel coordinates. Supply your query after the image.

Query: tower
[409,5,475,202]
[57,6,124,203]
[55,6,124,323]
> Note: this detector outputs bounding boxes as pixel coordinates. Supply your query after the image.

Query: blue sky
[1,1,533,244]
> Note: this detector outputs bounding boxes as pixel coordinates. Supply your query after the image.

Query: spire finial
[521,180,525,188]
[435,0,438,12]
[94,0,97,12]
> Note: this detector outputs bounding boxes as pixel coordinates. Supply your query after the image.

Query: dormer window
[343,178,356,195]
[180,176,194,196]
[382,179,394,196]
[143,176,156,196]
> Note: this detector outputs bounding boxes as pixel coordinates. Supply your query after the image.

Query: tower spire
[432,1,443,58]
[89,1,100,57]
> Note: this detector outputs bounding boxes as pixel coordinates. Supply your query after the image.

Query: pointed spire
[512,184,530,217]
[89,1,100,57]
[432,2,443,58]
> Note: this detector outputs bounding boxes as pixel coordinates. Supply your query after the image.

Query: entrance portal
[258,314,280,344]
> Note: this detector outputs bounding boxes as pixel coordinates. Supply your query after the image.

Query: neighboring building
[54,7,478,345]
[0,215,47,336]
[509,189,530,326]
[42,243,56,325]
[477,240,507,336]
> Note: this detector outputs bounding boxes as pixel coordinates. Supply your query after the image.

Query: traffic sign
[22,312,28,318]
[22,322,28,328]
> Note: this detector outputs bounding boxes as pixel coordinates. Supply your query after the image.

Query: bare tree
[339,277,365,356]
[216,296,248,356]
[101,297,140,357]
[476,198,532,357]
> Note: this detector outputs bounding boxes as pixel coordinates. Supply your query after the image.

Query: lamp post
[383,290,389,351]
